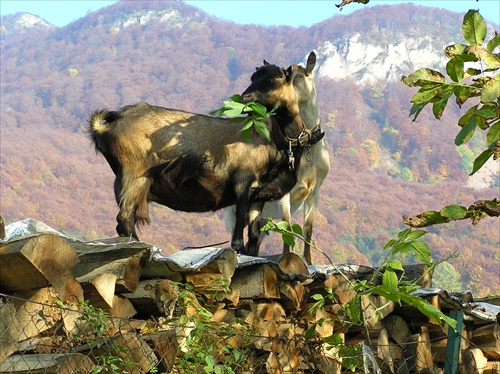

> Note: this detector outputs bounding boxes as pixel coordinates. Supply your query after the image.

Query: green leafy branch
[403,199,500,227]
[211,94,278,141]
[402,10,500,176]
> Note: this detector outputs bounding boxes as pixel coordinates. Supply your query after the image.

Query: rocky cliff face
[314,33,448,84]
[0,13,54,35]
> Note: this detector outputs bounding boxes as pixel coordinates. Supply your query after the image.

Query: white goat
[226,51,330,264]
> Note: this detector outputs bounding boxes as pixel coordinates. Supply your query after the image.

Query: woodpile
[0,230,499,373]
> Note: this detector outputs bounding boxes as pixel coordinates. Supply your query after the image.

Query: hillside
[0,0,498,296]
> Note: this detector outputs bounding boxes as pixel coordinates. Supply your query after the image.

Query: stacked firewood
[0,233,499,373]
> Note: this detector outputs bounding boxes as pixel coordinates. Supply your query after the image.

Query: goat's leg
[303,190,320,265]
[246,202,265,257]
[232,196,250,254]
[116,174,151,241]
[113,175,138,239]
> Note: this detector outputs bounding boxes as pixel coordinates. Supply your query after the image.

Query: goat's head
[289,51,317,106]
[241,63,298,112]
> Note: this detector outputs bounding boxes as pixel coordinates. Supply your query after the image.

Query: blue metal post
[444,310,464,374]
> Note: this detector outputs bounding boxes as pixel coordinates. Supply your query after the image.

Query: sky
[0,0,499,28]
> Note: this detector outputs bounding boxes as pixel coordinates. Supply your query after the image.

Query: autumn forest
[0,1,498,296]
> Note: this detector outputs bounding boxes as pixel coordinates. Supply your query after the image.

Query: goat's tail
[87,108,110,136]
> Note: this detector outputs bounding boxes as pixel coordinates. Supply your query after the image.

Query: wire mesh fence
[1,292,499,374]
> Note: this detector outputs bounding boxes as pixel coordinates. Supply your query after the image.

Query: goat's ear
[306,52,316,75]
[263,59,271,66]
[285,66,294,83]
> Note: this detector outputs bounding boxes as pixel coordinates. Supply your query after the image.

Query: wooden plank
[0,234,79,292]
[10,288,61,343]
[470,322,500,360]
[80,273,117,311]
[147,330,178,373]
[231,264,279,299]
[0,302,17,363]
[461,348,488,374]
[76,256,146,293]
[279,280,305,312]
[0,353,95,374]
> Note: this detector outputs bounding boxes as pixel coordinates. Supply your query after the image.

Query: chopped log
[0,234,79,292]
[244,301,286,328]
[214,287,240,307]
[71,240,150,278]
[93,333,159,373]
[140,260,184,281]
[383,314,412,345]
[231,264,279,299]
[80,273,116,311]
[0,302,17,363]
[324,273,357,305]
[210,308,236,323]
[264,252,309,275]
[462,347,488,374]
[147,330,178,373]
[76,256,145,293]
[483,361,500,374]
[122,279,178,318]
[403,326,435,373]
[10,287,61,342]
[470,322,500,360]
[377,327,396,373]
[360,295,394,329]
[110,295,137,320]
[0,353,95,374]
[185,272,229,294]
[253,320,279,352]
[279,280,306,312]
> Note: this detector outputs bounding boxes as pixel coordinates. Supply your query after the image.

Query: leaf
[462,10,486,47]
[405,230,427,241]
[446,58,464,82]
[486,34,500,52]
[432,95,451,119]
[411,241,432,265]
[323,334,343,345]
[465,46,500,69]
[305,325,317,340]
[291,223,303,236]
[440,205,468,220]
[487,122,500,147]
[464,67,482,80]
[471,148,494,175]
[384,239,397,250]
[402,68,446,86]
[444,44,468,58]
[229,94,242,102]
[408,102,428,121]
[282,233,295,247]
[391,242,412,257]
[276,221,291,231]
[254,120,271,141]
[386,258,404,271]
[455,118,476,146]
[481,75,500,104]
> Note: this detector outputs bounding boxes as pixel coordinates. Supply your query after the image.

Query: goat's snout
[241,91,255,104]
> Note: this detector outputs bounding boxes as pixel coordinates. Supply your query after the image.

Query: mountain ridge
[0,1,498,295]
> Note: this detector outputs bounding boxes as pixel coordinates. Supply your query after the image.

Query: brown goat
[87,63,317,256]
[226,52,329,264]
